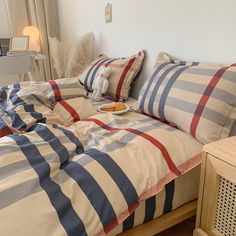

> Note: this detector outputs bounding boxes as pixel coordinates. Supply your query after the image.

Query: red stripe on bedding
[58,100,80,122]
[116,57,136,100]
[48,80,61,102]
[98,153,202,236]
[84,118,181,176]
[190,63,236,138]
[0,127,13,137]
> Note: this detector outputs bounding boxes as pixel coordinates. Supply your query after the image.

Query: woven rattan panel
[215,177,236,236]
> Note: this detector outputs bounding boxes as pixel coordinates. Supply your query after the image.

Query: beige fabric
[53,97,97,126]
[6,0,60,81]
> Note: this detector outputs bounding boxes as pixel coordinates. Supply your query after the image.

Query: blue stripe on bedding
[140,62,170,113]
[123,212,135,231]
[7,112,26,130]
[85,148,138,207]
[144,195,156,223]
[89,58,114,88]
[31,124,70,167]
[158,66,191,120]
[9,83,20,98]
[24,104,46,122]
[147,65,179,117]
[163,180,175,214]
[63,160,117,230]
[52,124,84,155]
[84,57,106,91]
[10,133,87,236]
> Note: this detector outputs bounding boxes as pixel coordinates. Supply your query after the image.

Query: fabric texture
[53,97,97,126]
[136,52,236,144]
[0,114,202,236]
[79,51,145,101]
[0,85,203,235]
[109,165,200,235]
[0,78,87,137]
[6,0,60,81]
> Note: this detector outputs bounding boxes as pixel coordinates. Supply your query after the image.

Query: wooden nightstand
[194,137,236,236]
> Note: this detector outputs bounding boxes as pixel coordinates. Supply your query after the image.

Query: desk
[0,53,46,81]
[30,54,46,81]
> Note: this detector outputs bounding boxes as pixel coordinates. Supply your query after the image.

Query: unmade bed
[0,78,203,236]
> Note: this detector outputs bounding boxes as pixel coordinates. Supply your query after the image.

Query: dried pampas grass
[49,32,95,78]
[49,37,65,78]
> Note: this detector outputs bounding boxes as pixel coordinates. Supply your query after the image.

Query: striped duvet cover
[0,81,203,236]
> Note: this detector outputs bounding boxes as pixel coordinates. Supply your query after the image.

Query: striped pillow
[137,52,236,144]
[79,51,145,101]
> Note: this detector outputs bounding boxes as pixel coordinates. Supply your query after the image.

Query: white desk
[0,53,46,81]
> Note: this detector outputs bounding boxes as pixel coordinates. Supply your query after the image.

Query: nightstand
[194,137,236,236]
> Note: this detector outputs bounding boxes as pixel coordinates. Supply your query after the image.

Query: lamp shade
[23,26,41,52]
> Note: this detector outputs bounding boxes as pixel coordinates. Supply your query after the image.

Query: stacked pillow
[80,51,145,101]
[136,52,236,144]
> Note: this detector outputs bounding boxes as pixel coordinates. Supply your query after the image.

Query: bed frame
[119,200,197,236]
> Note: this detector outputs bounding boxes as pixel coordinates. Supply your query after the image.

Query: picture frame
[10,36,29,52]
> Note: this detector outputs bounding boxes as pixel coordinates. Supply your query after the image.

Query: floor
[156,217,196,236]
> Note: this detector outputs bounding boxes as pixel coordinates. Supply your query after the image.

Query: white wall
[58,0,236,98]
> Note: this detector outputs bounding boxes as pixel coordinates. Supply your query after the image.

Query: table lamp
[23,26,41,52]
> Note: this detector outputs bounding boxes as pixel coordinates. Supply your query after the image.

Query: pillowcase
[53,97,97,126]
[136,52,236,144]
[79,51,145,101]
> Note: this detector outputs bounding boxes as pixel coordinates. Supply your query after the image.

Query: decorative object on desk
[0,38,10,56]
[23,26,41,52]
[10,36,29,52]
[92,66,112,101]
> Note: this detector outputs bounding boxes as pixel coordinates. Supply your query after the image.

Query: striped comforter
[0,80,203,236]
[0,77,87,137]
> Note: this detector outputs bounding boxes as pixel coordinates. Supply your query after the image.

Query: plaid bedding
[0,77,87,137]
[0,83,203,235]
[0,115,202,235]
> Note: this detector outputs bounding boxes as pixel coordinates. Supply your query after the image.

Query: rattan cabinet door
[200,154,236,236]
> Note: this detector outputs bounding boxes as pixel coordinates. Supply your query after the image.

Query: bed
[1,50,236,236]
[0,77,204,236]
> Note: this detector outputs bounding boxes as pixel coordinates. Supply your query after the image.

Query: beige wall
[58,0,236,98]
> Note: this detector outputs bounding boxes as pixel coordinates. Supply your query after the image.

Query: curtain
[5,0,60,81]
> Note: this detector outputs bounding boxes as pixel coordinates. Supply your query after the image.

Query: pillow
[79,51,145,101]
[136,52,236,144]
[53,97,97,126]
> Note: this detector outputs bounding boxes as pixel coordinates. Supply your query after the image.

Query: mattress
[94,98,201,235]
